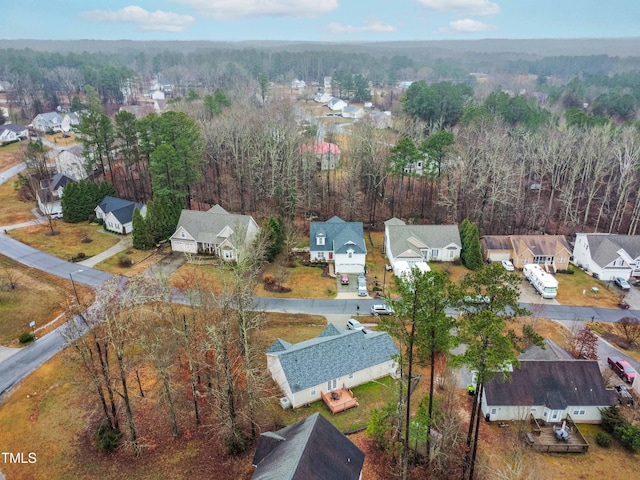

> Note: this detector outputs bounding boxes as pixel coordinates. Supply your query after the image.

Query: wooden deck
[321,388,359,414]
[526,415,589,453]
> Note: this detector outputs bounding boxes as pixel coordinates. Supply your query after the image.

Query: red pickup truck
[608,357,637,384]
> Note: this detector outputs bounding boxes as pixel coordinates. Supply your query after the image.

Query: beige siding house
[170,205,259,260]
[482,235,571,271]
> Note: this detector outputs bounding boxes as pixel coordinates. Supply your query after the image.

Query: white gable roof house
[0,123,28,145]
[384,218,462,272]
[314,91,332,103]
[309,216,367,274]
[95,196,146,235]
[573,233,640,280]
[267,324,399,409]
[341,105,365,119]
[327,97,348,111]
[31,112,65,133]
[170,205,259,260]
[36,173,76,217]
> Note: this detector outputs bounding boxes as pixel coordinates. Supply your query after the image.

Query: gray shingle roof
[518,339,573,361]
[309,216,366,255]
[1,123,27,134]
[584,234,640,268]
[172,206,255,247]
[268,329,398,394]
[387,224,461,259]
[252,413,364,480]
[98,196,144,224]
[485,360,614,409]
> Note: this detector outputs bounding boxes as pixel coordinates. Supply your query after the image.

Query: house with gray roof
[327,97,348,111]
[31,112,65,133]
[384,218,461,271]
[170,205,259,260]
[251,412,364,480]
[341,105,365,119]
[482,360,615,423]
[0,123,28,145]
[95,196,146,235]
[36,173,76,217]
[267,324,398,409]
[55,145,88,181]
[309,216,367,274]
[573,233,640,281]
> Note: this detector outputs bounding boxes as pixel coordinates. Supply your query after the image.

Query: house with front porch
[572,233,640,280]
[481,234,571,271]
[482,360,615,424]
[384,218,461,273]
[309,216,366,273]
[266,324,398,409]
[170,205,259,260]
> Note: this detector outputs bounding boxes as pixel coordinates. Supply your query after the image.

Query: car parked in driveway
[346,318,364,330]
[608,356,637,384]
[615,277,631,291]
[370,304,393,316]
[501,260,515,271]
[340,274,349,285]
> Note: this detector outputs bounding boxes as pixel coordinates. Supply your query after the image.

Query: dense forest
[4,40,640,241]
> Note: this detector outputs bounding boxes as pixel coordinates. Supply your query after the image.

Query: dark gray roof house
[252,413,364,480]
[309,216,367,273]
[267,325,398,408]
[483,360,615,423]
[95,196,145,235]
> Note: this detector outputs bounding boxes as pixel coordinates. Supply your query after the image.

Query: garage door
[171,240,197,253]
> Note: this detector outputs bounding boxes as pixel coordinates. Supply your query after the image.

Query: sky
[2,0,639,42]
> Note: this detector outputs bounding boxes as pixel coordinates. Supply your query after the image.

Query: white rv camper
[523,264,558,299]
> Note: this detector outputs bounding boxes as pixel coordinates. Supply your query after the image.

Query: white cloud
[327,19,397,34]
[171,0,339,20]
[80,6,195,32]
[415,0,500,17]
[434,18,497,34]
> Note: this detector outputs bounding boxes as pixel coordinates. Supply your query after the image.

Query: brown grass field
[0,140,23,171]
[0,173,36,226]
[94,248,157,276]
[8,222,120,260]
[256,261,337,298]
[0,255,93,345]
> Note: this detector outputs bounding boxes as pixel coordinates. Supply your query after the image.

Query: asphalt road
[2,226,640,398]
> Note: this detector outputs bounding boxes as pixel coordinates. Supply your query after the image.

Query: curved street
[1,161,640,398]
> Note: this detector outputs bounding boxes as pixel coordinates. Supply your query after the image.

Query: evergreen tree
[464,223,484,270]
[131,208,153,250]
[61,180,115,223]
[146,195,182,244]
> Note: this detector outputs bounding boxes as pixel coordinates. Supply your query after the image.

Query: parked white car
[370,304,394,316]
[501,260,515,271]
[346,318,364,330]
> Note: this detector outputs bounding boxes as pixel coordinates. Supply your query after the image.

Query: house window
[223,250,234,260]
[316,234,325,246]
[311,388,316,396]
[181,232,185,238]
[348,373,353,379]
[327,379,337,391]
[572,407,586,416]
[491,409,497,415]
[317,252,325,259]
[348,249,353,259]
[558,257,565,264]
[533,255,554,264]
[551,411,559,420]
[431,248,439,259]
[531,408,537,412]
